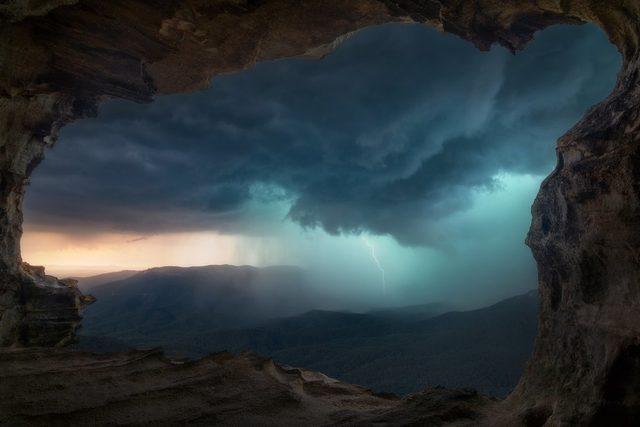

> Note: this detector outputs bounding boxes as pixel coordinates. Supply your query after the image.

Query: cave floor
[0,347,499,426]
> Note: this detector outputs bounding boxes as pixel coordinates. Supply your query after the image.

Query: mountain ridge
[76,265,537,398]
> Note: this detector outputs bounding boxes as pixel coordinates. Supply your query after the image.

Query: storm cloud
[25,23,620,246]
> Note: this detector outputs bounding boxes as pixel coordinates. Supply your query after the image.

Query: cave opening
[18,21,621,401]
[4,1,640,424]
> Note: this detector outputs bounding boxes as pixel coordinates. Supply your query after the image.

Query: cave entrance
[20,22,620,399]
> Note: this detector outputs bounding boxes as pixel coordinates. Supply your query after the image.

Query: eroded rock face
[0,347,493,426]
[512,50,640,423]
[1,0,640,424]
[0,93,88,346]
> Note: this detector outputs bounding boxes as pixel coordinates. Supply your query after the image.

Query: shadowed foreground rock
[0,348,494,426]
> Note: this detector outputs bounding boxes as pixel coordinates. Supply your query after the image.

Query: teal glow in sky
[24,23,620,308]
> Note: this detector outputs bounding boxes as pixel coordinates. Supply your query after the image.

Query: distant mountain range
[78,265,322,345]
[75,265,538,398]
[74,270,138,291]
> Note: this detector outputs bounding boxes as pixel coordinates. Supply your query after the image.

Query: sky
[22,22,620,309]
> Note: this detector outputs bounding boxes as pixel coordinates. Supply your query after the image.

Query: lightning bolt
[361,236,386,294]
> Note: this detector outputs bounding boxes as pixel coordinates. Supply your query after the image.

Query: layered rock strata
[0,347,493,426]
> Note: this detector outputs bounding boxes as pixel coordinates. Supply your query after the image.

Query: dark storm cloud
[25,23,620,245]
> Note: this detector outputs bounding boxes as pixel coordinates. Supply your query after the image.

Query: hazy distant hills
[79,265,320,348]
[76,265,538,398]
[198,291,538,397]
[74,270,138,291]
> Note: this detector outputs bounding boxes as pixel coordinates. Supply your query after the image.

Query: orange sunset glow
[21,230,252,277]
